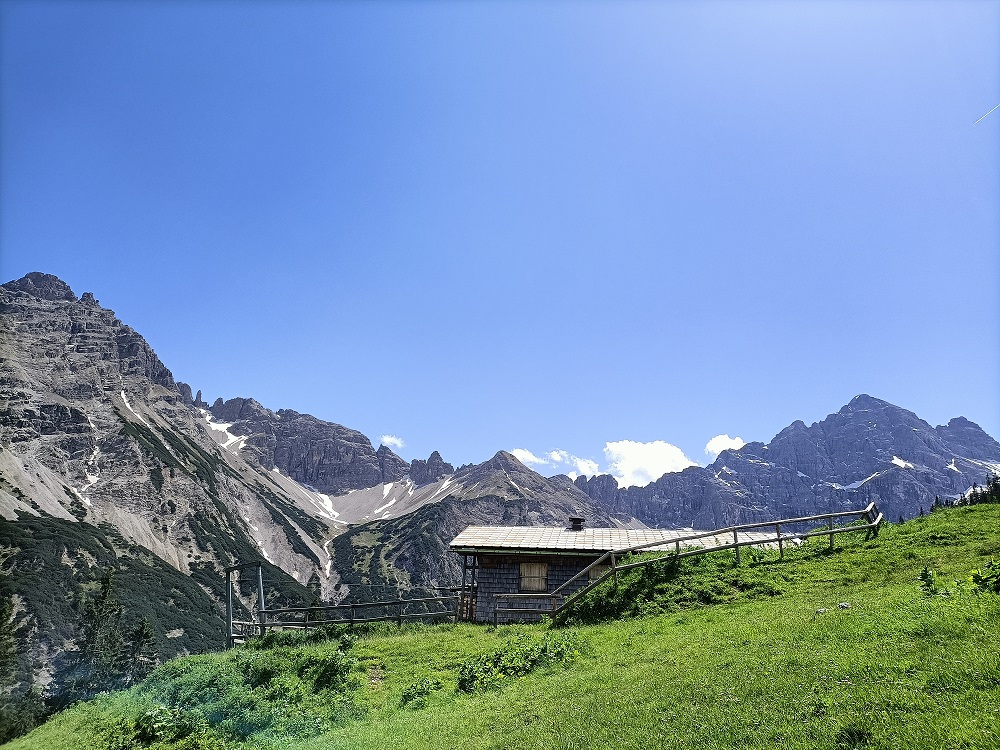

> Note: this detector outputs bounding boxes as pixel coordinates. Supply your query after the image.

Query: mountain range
[2,271,998,702]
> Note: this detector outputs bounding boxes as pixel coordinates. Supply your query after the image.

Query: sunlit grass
[6,505,1000,750]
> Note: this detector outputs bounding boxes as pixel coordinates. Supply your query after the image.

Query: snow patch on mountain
[120,390,148,425]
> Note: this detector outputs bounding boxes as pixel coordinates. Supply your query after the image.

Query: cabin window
[519,562,548,592]
[588,564,611,581]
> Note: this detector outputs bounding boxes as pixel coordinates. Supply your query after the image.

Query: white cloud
[510,448,600,479]
[510,448,550,466]
[547,450,599,478]
[380,434,405,450]
[704,434,745,459]
[603,440,696,489]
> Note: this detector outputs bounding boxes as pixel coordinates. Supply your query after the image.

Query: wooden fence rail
[493,502,883,624]
[224,562,461,648]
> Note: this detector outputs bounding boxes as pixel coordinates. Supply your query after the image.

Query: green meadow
[6,504,999,750]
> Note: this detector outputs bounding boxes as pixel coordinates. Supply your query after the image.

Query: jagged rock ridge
[575,394,1000,527]
[202,396,409,494]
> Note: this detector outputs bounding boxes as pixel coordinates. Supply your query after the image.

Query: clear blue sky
[2,1,998,482]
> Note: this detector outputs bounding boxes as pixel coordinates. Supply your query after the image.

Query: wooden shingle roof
[448,525,771,554]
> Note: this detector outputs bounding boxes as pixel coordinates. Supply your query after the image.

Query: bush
[400,677,442,708]
[457,631,581,692]
[970,560,1000,593]
[0,691,51,744]
[133,643,359,742]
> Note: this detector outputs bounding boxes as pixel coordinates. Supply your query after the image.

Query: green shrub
[133,644,358,742]
[294,650,353,691]
[970,559,1000,593]
[457,631,581,692]
[133,705,202,743]
[400,677,442,708]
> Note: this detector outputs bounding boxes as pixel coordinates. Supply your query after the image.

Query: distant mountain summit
[575,394,1000,526]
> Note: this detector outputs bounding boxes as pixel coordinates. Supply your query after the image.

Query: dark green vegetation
[0,513,314,742]
[118,416,227,497]
[0,515,224,668]
[328,500,458,603]
[6,503,1000,749]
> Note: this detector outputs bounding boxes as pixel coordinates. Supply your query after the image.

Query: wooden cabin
[450,517,698,623]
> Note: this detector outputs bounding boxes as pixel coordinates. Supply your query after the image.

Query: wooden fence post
[734,529,740,566]
[828,517,834,550]
[256,564,266,637]
[611,552,619,590]
[226,569,233,649]
[397,601,403,627]
[776,523,783,559]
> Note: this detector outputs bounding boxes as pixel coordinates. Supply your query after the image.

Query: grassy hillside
[5,504,999,749]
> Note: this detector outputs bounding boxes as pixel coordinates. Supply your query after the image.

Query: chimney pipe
[569,516,585,531]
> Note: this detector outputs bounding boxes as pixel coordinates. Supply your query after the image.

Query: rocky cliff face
[575,395,1000,526]
[409,451,454,485]
[203,397,408,494]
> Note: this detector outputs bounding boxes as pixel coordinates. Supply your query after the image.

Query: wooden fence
[493,502,884,624]
[225,564,460,647]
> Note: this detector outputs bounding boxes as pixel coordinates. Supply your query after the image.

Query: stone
[409,450,454,485]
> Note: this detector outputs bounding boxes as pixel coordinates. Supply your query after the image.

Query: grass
[5,505,1000,750]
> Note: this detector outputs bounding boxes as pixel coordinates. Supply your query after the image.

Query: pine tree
[125,618,157,686]
[0,546,17,689]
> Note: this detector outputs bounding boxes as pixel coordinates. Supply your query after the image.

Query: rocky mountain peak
[209,397,269,422]
[376,444,409,483]
[409,450,454,485]
[841,394,902,415]
[2,271,78,301]
[935,416,1000,461]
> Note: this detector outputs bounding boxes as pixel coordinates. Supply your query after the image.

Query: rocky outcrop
[2,271,77,301]
[409,450,453,485]
[206,398,402,495]
[575,395,1000,526]
[376,444,409,483]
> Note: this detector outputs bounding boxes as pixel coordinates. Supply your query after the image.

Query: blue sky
[2,1,998,485]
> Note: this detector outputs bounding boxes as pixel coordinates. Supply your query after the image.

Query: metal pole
[256,564,266,636]
[226,569,233,649]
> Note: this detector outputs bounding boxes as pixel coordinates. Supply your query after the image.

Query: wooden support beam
[256,564,266,637]
[226,569,233,649]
